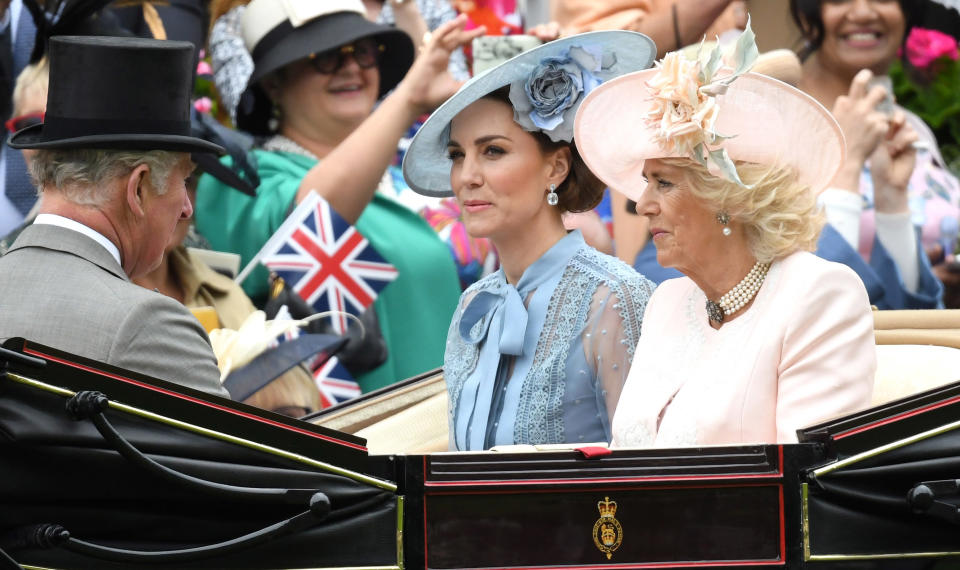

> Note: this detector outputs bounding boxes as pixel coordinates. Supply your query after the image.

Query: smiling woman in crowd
[792,0,960,309]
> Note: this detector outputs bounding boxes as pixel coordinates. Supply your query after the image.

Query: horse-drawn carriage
[3,324,960,569]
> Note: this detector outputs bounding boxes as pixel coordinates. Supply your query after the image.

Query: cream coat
[612,251,875,447]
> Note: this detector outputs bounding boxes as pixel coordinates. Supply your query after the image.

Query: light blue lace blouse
[444,231,656,451]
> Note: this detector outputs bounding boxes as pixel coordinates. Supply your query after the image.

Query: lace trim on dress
[445,246,654,446]
[515,259,592,443]
[513,247,654,444]
[444,273,504,435]
[514,247,654,444]
[592,251,657,360]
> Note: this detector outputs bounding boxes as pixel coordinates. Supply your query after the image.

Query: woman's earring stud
[267,103,281,132]
[717,211,732,236]
[547,183,559,206]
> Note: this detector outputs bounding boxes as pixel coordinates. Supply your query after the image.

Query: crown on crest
[597,497,617,518]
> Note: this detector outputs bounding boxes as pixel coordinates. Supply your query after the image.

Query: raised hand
[399,15,486,115]
[871,110,919,213]
[828,69,891,193]
[834,69,891,162]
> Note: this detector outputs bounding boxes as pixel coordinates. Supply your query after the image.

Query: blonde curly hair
[660,157,824,264]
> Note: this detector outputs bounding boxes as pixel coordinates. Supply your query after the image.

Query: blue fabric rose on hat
[509,44,616,142]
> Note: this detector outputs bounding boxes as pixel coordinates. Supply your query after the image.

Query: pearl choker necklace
[705,261,771,325]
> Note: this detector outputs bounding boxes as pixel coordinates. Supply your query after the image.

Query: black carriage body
[3,339,960,569]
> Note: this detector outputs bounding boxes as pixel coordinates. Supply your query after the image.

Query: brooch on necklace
[705,261,770,324]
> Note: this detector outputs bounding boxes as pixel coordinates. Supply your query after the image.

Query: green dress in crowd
[195,149,462,392]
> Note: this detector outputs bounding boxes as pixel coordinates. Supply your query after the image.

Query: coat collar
[7,223,128,281]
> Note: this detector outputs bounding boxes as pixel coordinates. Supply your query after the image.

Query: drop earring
[268,104,281,132]
[717,211,732,236]
[546,183,558,206]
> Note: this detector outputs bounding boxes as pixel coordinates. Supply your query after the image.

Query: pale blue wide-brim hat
[402,31,656,197]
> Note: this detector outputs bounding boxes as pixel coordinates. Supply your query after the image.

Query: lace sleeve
[582,283,646,420]
[443,288,480,450]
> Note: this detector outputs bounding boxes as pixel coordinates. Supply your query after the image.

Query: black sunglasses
[309,39,385,74]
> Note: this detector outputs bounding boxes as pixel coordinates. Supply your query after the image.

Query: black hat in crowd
[22,0,136,65]
[8,35,224,154]
[191,109,260,196]
[236,0,415,136]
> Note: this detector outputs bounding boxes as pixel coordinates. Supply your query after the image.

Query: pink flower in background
[196,60,213,76]
[905,28,958,70]
[193,97,213,114]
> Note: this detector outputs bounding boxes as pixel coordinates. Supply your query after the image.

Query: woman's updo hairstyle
[483,86,606,213]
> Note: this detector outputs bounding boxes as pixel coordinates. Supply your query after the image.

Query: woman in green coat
[196,0,481,392]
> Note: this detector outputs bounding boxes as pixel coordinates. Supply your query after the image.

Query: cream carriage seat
[312,371,451,454]
[872,309,960,406]
[314,310,960,452]
[354,390,448,454]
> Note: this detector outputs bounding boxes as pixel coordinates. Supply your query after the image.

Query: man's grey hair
[29,148,183,207]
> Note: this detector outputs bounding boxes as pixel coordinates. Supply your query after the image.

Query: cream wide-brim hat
[573,70,845,201]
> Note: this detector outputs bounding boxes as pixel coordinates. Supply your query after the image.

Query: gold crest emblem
[592,496,623,559]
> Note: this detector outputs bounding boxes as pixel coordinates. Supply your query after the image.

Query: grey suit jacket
[0,223,230,398]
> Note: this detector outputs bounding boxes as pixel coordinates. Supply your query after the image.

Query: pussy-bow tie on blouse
[457,232,584,357]
[458,282,530,356]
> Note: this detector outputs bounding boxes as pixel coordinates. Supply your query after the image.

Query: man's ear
[125,164,151,219]
[547,146,572,187]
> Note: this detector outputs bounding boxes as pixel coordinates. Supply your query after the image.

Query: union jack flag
[252,192,398,334]
[311,356,361,408]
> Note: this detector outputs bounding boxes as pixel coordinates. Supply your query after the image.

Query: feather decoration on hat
[643,16,758,186]
[209,310,306,382]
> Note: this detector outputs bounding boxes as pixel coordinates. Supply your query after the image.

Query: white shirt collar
[33,213,122,267]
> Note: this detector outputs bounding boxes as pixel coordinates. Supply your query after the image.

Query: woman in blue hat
[403,31,657,451]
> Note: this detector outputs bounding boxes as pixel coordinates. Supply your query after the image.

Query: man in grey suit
[0,36,229,397]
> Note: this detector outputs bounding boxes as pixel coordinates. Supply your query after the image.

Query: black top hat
[236,0,415,136]
[9,36,224,154]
